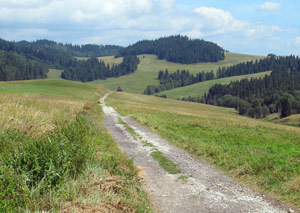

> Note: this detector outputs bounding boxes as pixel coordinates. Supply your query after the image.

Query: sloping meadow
[0,92,152,212]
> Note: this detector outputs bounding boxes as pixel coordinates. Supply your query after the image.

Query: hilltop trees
[61,55,140,82]
[0,37,137,82]
[0,51,48,81]
[17,39,123,57]
[117,35,225,64]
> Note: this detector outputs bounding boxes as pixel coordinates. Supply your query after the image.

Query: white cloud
[259,2,281,11]
[192,7,248,36]
[0,1,298,55]
[295,37,300,45]
[0,28,50,41]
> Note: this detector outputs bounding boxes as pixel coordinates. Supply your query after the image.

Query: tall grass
[0,78,152,211]
[0,113,94,211]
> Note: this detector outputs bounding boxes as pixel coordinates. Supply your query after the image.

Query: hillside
[106,91,300,209]
[94,52,265,93]
[156,71,272,99]
[117,35,225,64]
[0,80,152,212]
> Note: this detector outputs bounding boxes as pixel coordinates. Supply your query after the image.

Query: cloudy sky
[0,0,299,55]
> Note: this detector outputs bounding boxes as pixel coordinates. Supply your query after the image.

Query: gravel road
[100,92,296,213]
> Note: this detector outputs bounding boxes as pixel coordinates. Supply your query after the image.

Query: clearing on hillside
[93,52,265,93]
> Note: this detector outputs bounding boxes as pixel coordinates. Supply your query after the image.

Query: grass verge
[0,92,152,212]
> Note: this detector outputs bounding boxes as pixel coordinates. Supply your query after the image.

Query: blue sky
[0,0,299,55]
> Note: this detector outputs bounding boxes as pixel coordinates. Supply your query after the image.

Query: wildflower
[1,184,5,190]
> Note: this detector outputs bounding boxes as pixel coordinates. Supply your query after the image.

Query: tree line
[117,35,225,64]
[144,69,214,95]
[0,38,74,69]
[182,56,300,119]
[18,39,123,57]
[61,55,140,82]
[0,38,138,82]
[144,55,282,95]
[0,51,48,81]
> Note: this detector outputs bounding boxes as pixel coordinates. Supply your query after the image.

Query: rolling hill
[93,52,265,93]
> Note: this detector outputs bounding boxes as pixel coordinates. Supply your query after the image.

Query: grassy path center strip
[119,117,181,174]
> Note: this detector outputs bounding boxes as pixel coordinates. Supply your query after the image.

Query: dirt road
[100,92,295,213]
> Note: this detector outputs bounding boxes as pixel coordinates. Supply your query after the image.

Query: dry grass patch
[0,94,84,137]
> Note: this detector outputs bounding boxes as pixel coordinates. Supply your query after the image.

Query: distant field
[0,79,105,101]
[264,113,300,127]
[93,52,265,93]
[47,69,63,79]
[157,71,272,99]
[107,92,300,208]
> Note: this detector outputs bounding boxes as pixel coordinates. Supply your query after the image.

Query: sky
[0,0,299,56]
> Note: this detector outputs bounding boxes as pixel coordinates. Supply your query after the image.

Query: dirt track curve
[101,92,296,213]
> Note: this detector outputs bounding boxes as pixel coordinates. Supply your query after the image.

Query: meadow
[93,52,265,93]
[157,71,272,99]
[0,80,152,212]
[0,79,100,101]
[107,92,300,209]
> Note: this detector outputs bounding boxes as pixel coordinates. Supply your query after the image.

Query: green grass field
[157,71,272,99]
[107,92,300,209]
[93,52,265,93]
[47,69,63,79]
[0,79,103,101]
[0,80,152,212]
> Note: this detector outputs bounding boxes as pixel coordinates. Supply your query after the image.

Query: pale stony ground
[100,92,297,213]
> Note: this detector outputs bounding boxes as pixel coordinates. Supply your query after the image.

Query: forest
[0,51,48,81]
[17,39,123,57]
[117,35,225,64]
[144,69,214,95]
[182,56,300,118]
[0,38,138,82]
[61,55,140,82]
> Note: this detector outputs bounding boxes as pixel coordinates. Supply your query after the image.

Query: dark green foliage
[118,35,225,64]
[144,69,214,95]
[0,114,94,211]
[0,51,48,81]
[17,39,123,57]
[0,38,74,69]
[61,55,140,82]
[199,56,300,118]
[0,38,127,82]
